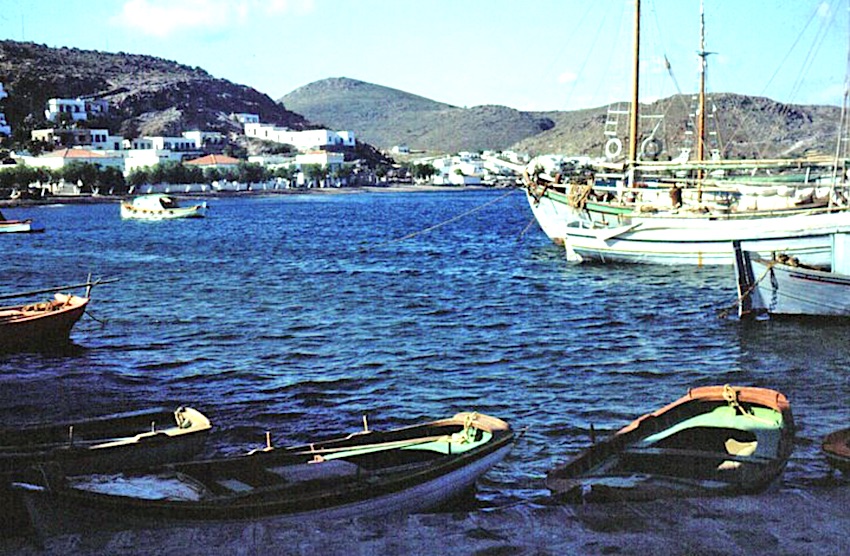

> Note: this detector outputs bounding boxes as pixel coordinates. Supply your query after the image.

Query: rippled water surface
[1,189,848,507]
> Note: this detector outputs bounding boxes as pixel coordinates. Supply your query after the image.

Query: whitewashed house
[432,153,484,185]
[44,98,109,122]
[244,124,356,152]
[31,128,123,150]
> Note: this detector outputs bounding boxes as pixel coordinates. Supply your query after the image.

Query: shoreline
[0,183,499,209]
[2,486,848,555]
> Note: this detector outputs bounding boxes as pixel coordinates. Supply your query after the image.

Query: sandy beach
[2,485,847,555]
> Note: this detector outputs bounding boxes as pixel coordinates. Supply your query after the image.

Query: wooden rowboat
[1,406,211,534]
[822,428,850,475]
[14,412,512,539]
[546,385,794,502]
[0,277,117,353]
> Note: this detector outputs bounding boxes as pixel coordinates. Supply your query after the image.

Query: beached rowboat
[1,406,211,533]
[14,412,512,538]
[546,385,794,502]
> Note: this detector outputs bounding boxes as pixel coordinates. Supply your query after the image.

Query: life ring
[640,137,663,159]
[605,137,623,159]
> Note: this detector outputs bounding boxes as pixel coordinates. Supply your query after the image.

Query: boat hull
[734,245,850,317]
[0,219,34,233]
[0,407,211,535]
[0,295,89,352]
[822,428,850,474]
[15,413,513,539]
[525,187,848,266]
[120,203,206,220]
[546,386,795,502]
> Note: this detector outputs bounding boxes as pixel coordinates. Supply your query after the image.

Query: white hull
[0,220,33,233]
[525,189,849,266]
[19,443,512,538]
[734,243,850,317]
[120,204,206,220]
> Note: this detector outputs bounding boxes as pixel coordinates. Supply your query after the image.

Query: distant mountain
[0,40,309,139]
[281,77,841,159]
[279,77,555,154]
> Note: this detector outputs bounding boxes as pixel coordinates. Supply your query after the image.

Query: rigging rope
[365,189,518,250]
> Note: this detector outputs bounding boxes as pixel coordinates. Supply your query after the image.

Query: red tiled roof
[44,148,107,159]
[185,154,241,166]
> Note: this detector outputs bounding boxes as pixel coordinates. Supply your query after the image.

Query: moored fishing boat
[0,406,211,533]
[733,231,850,318]
[0,209,40,233]
[521,0,850,266]
[822,428,850,474]
[0,277,116,353]
[14,412,513,538]
[120,194,206,220]
[546,385,794,502]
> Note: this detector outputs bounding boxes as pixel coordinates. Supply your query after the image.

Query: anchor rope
[716,260,777,318]
[365,189,518,250]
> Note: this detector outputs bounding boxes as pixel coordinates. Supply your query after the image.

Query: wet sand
[3,486,847,555]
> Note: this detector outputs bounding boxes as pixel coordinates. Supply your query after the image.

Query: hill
[0,40,309,140]
[281,77,841,159]
[280,78,555,154]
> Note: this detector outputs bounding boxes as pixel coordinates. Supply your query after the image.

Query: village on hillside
[0,84,527,201]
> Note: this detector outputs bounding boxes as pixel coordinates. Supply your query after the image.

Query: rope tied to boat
[716,259,779,318]
[452,412,480,444]
[722,384,776,425]
[365,190,517,250]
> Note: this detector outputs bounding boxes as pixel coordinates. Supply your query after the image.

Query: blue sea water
[0,189,848,509]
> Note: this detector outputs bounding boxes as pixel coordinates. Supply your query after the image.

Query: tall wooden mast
[628,0,641,182]
[697,0,707,169]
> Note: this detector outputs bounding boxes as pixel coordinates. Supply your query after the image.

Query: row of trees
[0,160,396,193]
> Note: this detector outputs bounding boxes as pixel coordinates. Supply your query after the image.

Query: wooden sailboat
[522,0,850,265]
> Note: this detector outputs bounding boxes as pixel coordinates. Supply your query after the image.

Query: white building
[244,123,356,151]
[232,113,260,125]
[432,153,484,185]
[17,148,125,172]
[31,128,123,150]
[182,130,225,149]
[127,136,198,152]
[44,98,109,122]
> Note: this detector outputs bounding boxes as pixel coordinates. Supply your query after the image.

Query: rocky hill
[281,77,842,159]
[280,78,555,154]
[0,40,309,140]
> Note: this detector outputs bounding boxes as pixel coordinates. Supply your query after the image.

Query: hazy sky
[1,0,847,111]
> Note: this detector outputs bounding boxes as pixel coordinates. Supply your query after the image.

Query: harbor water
[1,188,848,553]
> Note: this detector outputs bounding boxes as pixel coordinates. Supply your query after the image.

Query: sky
[0,0,847,111]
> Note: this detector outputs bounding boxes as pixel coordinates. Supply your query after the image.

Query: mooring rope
[365,189,518,250]
[716,260,777,319]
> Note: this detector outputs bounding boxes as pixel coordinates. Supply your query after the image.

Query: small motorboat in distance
[14,412,513,539]
[822,427,850,475]
[0,277,117,353]
[0,209,40,233]
[546,385,794,502]
[120,194,206,220]
[1,406,211,533]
